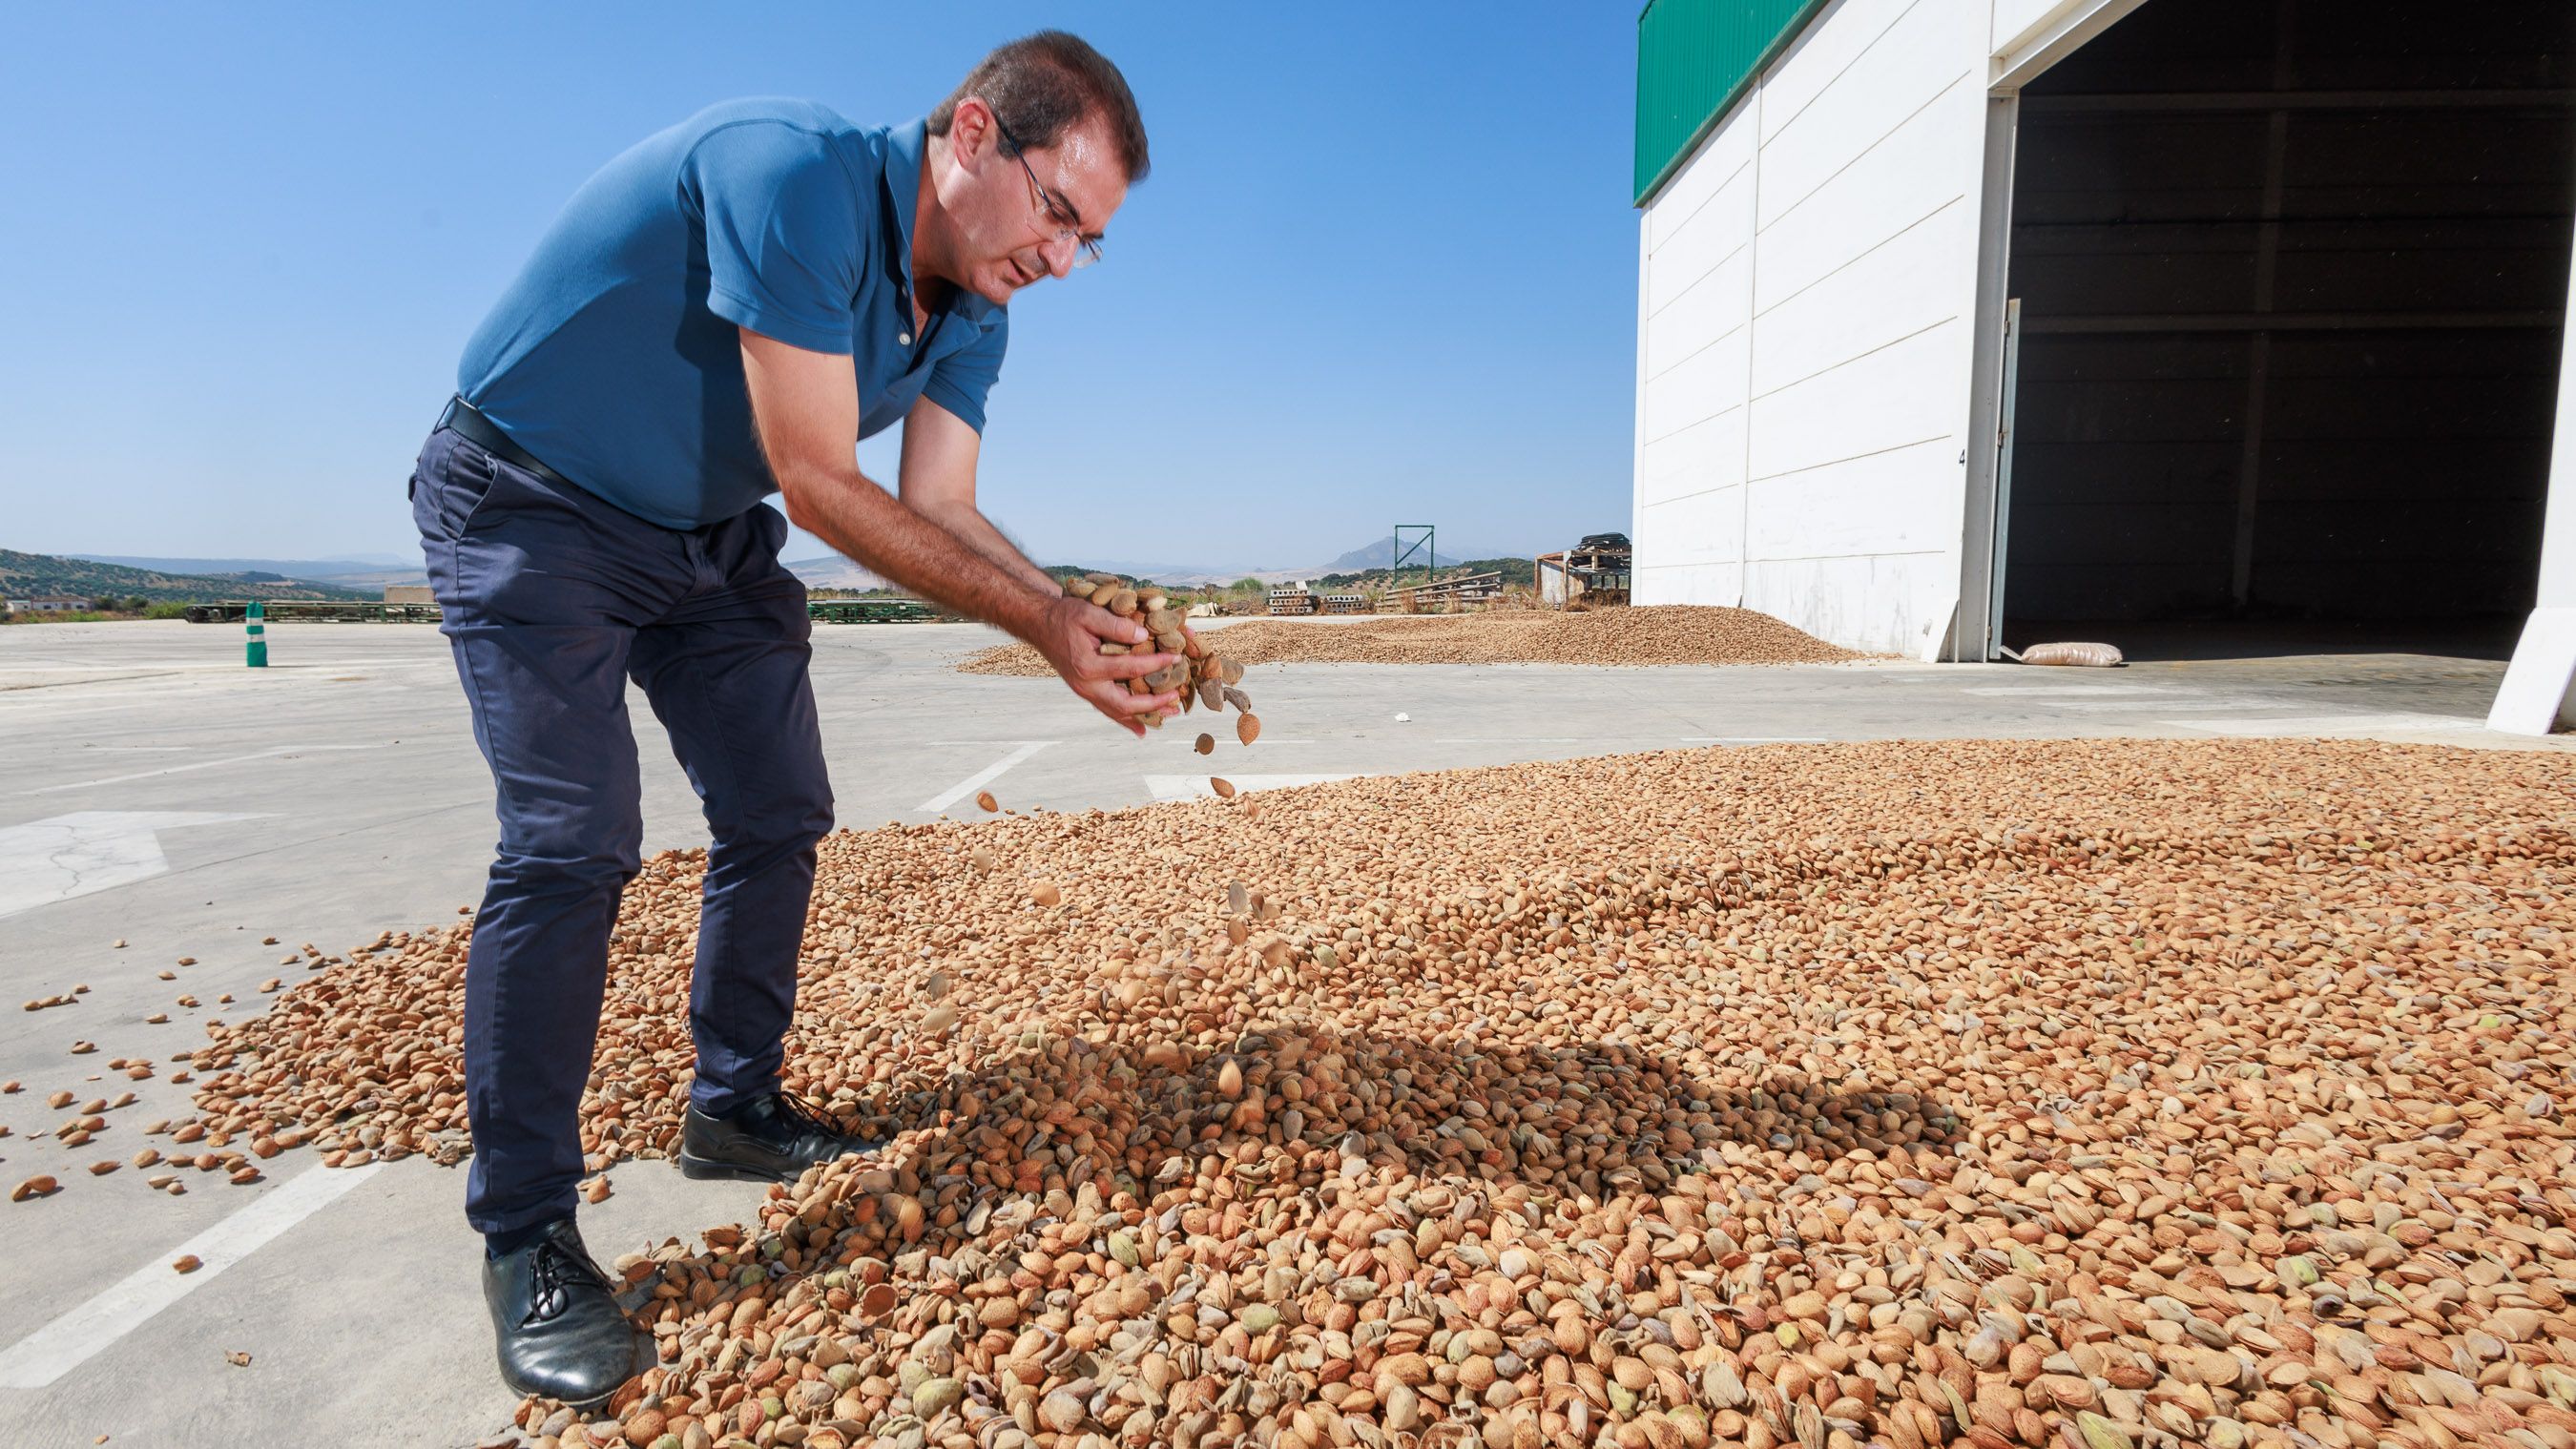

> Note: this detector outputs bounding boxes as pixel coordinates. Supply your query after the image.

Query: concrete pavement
[0,617,2562,1447]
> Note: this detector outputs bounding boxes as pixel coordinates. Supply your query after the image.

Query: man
[409,32,1174,1405]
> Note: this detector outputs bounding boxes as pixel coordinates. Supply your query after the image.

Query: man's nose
[1041,235,1078,278]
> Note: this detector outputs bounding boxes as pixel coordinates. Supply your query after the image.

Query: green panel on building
[1634,0,1828,205]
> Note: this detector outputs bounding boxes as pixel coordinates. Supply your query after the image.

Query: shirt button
[898,332,912,345]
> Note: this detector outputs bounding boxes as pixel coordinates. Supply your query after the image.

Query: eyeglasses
[990,114,1104,270]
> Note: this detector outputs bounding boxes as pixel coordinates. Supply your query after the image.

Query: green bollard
[245,599,267,668]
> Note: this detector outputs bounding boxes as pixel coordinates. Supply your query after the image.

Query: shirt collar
[881,119,1004,334]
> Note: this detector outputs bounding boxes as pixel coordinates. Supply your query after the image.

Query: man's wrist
[992,583,1057,642]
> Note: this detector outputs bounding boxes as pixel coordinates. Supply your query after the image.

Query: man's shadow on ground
[821,1017,1963,1223]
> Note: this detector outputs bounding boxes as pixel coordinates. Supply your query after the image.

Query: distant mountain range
[71,553,428,589]
[47,529,1540,605]
[789,534,1532,592]
[3,549,379,604]
[782,556,893,592]
[1318,537,1513,573]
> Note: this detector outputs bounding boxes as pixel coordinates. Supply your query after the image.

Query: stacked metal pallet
[1390,570,1505,613]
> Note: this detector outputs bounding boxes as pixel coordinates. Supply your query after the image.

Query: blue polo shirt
[456,100,1008,529]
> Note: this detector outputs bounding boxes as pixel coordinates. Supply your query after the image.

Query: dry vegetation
[958,608,1863,675]
[52,738,2576,1449]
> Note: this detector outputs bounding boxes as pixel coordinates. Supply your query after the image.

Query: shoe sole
[675,1150,795,1183]
[675,1144,884,1184]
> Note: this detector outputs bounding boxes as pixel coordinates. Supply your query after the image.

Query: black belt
[437,396,573,491]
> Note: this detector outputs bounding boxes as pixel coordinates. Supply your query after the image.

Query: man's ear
[948,97,994,171]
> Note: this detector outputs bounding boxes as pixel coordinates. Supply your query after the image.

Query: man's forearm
[924,503,1061,596]
[778,465,1049,638]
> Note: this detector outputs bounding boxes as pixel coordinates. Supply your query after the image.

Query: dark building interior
[2001,0,2576,656]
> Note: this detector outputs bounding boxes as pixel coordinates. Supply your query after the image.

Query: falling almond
[1030,880,1061,907]
[1236,714,1261,746]
[974,791,998,813]
[1210,777,1236,799]
[1216,1060,1245,1098]
[921,1005,960,1035]
[1194,734,1214,756]
[172,1254,202,1273]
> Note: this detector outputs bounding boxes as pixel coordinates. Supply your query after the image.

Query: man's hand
[742,328,1175,735]
[1033,595,1181,736]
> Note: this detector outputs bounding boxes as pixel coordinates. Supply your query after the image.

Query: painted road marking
[1144,774,1361,801]
[918,741,1055,813]
[0,812,268,920]
[21,743,393,796]
[1678,735,1827,744]
[2163,713,2487,737]
[1961,685,2196,697]
[2036,700,2244,713]
[0,1162,383,1389]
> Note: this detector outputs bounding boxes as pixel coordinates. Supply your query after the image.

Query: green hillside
[0,549,376,605]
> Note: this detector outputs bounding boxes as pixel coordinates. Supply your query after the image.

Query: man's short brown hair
[927,31,1150,183]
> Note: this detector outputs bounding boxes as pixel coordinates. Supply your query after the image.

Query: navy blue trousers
[410,424,833,1236]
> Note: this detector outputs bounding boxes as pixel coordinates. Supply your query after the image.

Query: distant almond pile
[129,737,2576,1449]
[957,605,1862,675]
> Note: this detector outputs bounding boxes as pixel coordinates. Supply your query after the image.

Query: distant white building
[1631,0,2576,732]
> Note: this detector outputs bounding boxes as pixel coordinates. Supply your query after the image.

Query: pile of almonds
[1054,574,1256,734]
[154,737,2573,1449]
[958,607,1860,676]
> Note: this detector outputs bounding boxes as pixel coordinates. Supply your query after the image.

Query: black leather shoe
[676,1091,882,1183]
[482,1217,647,1406]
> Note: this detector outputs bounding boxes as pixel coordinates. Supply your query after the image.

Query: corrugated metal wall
[1632,0,1991,659]
[1635,0,1829,204]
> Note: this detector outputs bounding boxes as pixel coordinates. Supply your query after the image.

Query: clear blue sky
[0,3,1639,572]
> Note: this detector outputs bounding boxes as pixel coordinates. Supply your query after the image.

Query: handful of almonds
[1061,574,1257,737]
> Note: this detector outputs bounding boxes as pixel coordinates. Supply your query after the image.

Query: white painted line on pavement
[1144,773,1361,801]
[918,741,1055,813]
[2162,713,2486,737]
[2036,700,2245,713]
[1679,735,1826,744]
[21,743,393,796]
[1432,736,1589,743]
[0,812,271,920]
[1961,685,2193,696]
[0,1162,383,1389]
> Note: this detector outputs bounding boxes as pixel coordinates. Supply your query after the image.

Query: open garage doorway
[1995,0,2576,662]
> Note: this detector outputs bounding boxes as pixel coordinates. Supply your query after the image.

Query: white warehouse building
[1629,0,2576,733]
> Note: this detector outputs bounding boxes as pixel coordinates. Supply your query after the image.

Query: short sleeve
[921,309,1009,433]
[685,122,861,354]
